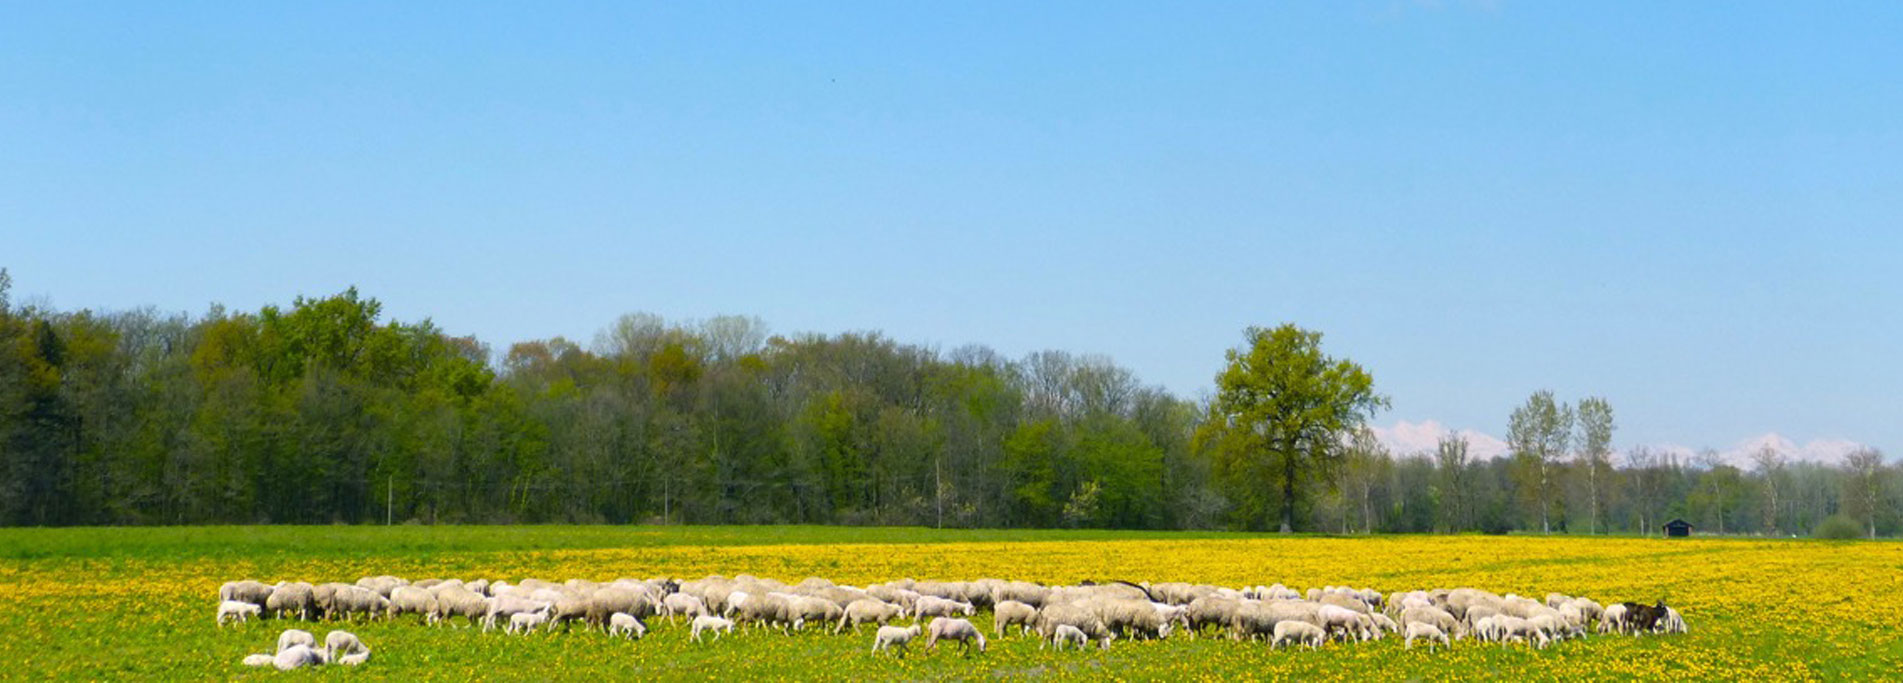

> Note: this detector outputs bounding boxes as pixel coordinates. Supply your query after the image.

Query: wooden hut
[1663,519,1693,538]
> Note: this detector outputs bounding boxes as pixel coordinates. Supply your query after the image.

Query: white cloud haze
[1370,420,1871,467]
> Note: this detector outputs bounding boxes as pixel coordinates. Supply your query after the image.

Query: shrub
[1814,515,1864,540]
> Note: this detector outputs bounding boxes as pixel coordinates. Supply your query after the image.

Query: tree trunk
[1279,451,1296,533]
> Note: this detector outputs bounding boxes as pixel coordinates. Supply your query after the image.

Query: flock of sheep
[217,574,1688,667]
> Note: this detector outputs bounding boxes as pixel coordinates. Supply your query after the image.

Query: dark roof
[1664,519,1693,527]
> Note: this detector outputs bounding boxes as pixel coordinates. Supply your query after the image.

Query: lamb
[217,600,261,626]
[272,644,327,670]
[926,617,987,655]
[872,624,922,657]
[276,629,316,654]
[1370,613,1401,637]
[913,596,975,619]
[324,630,368,663]
[508,610,549,634]
[1271,621,1325,649]
[1599,603,1628,635]
[1232,601,1319,642]
[608,612,647,639]
[993,600,1038,638]
[1405,622,1449,651]
[483,595,549,632]
[1035,603,1114,650]
[837,599,903,634]
[1051,624,1090,650]
[266,582,316,620]
[1401,605,1461,640]
[690,615,735,642]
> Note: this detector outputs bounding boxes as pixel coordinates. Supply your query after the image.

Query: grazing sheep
[388,586,439,625]
[217,600,261,626]
[993,600,1038,638]
[1035,603,1114,650]
[241,653,275,667]
[1271,621,1325,649]
[1405,622,1449,651]
[608,612,647,639]
[1051,624,1090,650]
[324,630,367,662]
[331,586,390,622]
[483,595,550,632]
[691,615,735,643]
[272,644,327,670]
[1370,613,1401,637]
[1318,604,1369,642]
[276,629,316,654]
[312,583,352,619]
[338,651,370,666]
[1401,606,1461,641]
[789,596,845,632]
[1660,607,1688,634]
[220,580,274,608]
[433,587,490,628]
[585,587,654,631]
[926,618,987,656]
[1232,601,1319,642]
[1182,597,1243,638]
[837,599,903,634]
[266,582,316,620]
[913,596,975,619]
[1599,603,1629,635]
[873,624,922,657]
[508,610,549,635]
[661,593,706,622]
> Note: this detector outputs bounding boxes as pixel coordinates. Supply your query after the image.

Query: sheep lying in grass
[276,629,316,654]
[926,618,986,656]
[241,653,275,667]
[1271,621,1324,650]
[872,625,921,656]
[608,612,647,640]
[1405,622,1449,651]
[691,615,735,642]
[273,644,328,670]
[217,600,261,626]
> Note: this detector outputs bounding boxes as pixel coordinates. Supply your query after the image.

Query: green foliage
[1813,514,1863,540]
[1196,324,1386,532]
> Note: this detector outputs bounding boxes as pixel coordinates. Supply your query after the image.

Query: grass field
[1,526,1897,680]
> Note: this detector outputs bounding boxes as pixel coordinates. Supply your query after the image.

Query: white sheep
[1271,621,1324,649]
[1599,603,1628,635]
[926,617,987,655]
[240,653,274,667]
[324,630,367,662]
[217,600,261,626]
[608,612,647,639]
[994,600,1039,638]
[691,615,735,642]
[661,593,706,622]
[338,651,370,666]
[1660,607,1688,634]
[276,629,316,654]
[1051,624,1089,651]
[272,644,327,670]
[1405,622,1449,651]
[913,596,975,619]
[508,610,549,634]
[873,624,922,656]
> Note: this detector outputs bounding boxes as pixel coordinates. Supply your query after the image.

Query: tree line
[0,272,1894,535]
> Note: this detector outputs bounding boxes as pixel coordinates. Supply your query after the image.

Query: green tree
[1508,390,1572,533]
[1195,325,1385,533]
[1574,396,1614,534]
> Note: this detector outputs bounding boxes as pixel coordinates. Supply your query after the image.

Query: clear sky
[4,2,1899,461]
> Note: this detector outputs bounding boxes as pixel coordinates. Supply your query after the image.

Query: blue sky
[3,2,1899,460]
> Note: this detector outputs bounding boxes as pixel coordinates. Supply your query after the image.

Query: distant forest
[0,270,1894,536]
